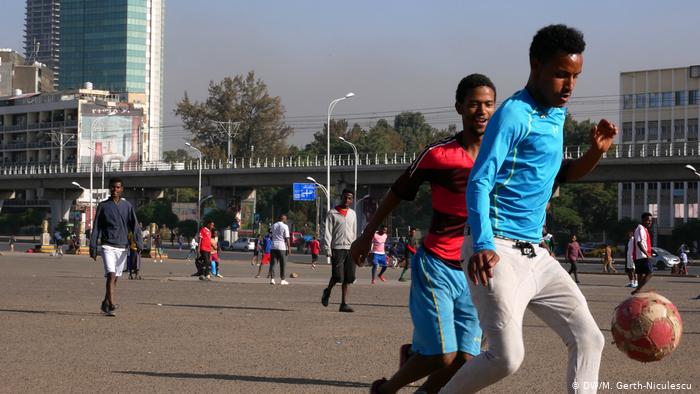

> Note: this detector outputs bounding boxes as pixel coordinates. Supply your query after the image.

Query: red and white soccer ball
[611,292,683,362]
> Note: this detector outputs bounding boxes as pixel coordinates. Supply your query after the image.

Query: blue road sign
[293,183,317,201]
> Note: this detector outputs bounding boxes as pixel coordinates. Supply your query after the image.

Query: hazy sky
[2,0,699,152]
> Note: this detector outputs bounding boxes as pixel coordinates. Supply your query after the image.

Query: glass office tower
[59,0,163,160]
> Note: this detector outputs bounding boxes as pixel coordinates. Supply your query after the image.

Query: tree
[162,149,191,163]
[177,220,198,241]
[136,200,179,229]
[175,71,293,159]
[393,112,438,152]
[202,209,237,232]
[563,113,596,146]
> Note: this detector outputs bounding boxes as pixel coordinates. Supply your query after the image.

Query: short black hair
[641,212,653,220]
[341,189,354,196]
[456,73,496,104]
[109,177,123,186]
[529,24,585,63]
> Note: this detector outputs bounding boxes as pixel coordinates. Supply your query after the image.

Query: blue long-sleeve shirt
[89,198,143,254]
[467,89,566,252]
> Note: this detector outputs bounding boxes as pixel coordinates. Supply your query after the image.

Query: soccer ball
[611,292,683,362]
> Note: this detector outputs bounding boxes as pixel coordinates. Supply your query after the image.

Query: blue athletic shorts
[372,253,387,267]
[410,247,482,356]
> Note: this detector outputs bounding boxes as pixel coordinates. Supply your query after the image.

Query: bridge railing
[0,152,420,176]
[0,141,698,176]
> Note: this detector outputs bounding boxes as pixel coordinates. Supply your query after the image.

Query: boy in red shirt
[197,220,214,281]
[309,235,321,270]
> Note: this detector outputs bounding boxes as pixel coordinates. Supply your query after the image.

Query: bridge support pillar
[40,189,82,232]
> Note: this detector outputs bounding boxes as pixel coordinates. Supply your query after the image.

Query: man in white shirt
[321,189,357,312]
[269,214,291,285]
[632,212,653,295]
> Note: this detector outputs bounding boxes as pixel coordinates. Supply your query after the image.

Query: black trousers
[269,249,287,279]
[568,259,579,281]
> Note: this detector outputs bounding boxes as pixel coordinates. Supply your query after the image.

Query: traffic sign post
[293,183,317,201]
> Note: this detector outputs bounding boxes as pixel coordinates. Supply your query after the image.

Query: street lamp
[185,142,203,224]
[339,136,358,211]
[87,145,106,200]
[326,93,355,223]
[685,164,700,178]
[307,176,331,264]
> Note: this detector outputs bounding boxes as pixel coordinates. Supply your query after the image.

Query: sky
[1,0,699,152]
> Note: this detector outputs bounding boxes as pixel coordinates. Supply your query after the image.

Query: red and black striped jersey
[391,131,473,268]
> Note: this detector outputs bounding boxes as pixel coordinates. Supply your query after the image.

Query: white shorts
[102,244,128,278]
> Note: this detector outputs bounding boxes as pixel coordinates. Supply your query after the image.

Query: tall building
[618,65,700,236]
[58,0,164,161]
[0,48,54,96]
[23,0,61,87]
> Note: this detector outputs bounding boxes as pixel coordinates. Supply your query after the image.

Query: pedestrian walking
[566,235,584,283]
[197,220,214,281]
[269,214,290,285]
[624,231,637,288]
[370,225,389,284]
[153,233,164,263]
[309,235,320,270]
[602,243,616,273]
[89,177,143,317]
[256,232,272,278]
[398,228,417,282]
[632,212,654,295]
[320,189,357,312]
[9,234,16,253]
[186,237,198,260]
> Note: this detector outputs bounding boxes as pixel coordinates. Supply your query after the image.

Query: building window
[674,204,685,219]
[689,118,699,141]
[647,182,658,190]
[635,93,647,108]
[623,94,634,109]
[622,122,633,142]
[661,92,673,107]
[690,90,699,105]
[675,91,686,106]
[635,121,646,141]
[622,183,632,191]
[689,182,698,190]
[647,121,658,140]
[635,183,645,190]
[648,204,658,217]
[661,182,671,190]
[689,203,699,219]
[674,119,686,140]
[660,120,671,141]
[649,93,660,108]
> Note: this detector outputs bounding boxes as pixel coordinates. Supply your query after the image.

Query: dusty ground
[0,253,697,393]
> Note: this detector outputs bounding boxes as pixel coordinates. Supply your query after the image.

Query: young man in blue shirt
[443,25,617,394]
[90,177,142,317]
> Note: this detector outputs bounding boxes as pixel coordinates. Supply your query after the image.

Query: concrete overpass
[1,141,700,230]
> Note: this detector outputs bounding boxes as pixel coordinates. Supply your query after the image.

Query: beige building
[0,87,146,168]
[0,48,54,97]
[618,65,700,234]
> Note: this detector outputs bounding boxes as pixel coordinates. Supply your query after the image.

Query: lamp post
[87,145,106,200]
[87,110,116,229]
[307,176,330,264]
[685,164,700,178]
[185,143,202,224]
[72,181,90,253]
[339,136,358,211]
[326,93,355,221]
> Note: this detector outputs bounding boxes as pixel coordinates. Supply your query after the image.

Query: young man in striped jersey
[351,73,496,394]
